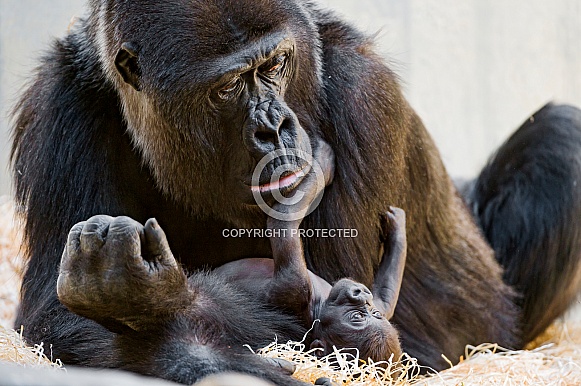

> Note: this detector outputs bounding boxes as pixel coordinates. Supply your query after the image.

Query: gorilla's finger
[65,221,86,256]
[79,215,113,252]
[142,218,176,267]
[262,357,296,375]
[314,378,338,386]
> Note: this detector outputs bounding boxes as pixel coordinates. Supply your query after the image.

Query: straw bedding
[1,197,580,385]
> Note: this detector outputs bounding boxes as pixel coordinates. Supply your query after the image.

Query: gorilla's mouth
[250,165,310,194]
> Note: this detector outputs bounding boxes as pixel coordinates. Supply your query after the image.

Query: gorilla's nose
[244,98,299,160]
[309,339,326,358]
[347,284,372,303]
[253,119,284,148]
[245,117,295,161]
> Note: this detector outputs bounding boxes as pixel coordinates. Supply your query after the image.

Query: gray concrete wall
[1,1,580,195]
[0,0,87,195]
[320,0,581,178]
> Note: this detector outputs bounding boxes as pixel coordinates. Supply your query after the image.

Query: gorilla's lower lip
[250,166,309,193]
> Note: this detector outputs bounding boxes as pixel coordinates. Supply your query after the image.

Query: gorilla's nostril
[309,339,326,358]
[254,130,277,144]
[278,117,293,134]
[351,288,361,297]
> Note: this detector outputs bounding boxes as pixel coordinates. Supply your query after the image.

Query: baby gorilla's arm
[265,217,312,319]
[265,140,335,322]
[372,207,407,319]
[307,208,405,362]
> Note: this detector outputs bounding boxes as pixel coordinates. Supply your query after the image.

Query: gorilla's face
[311,279,402,362]
[201,35,314,206]
[101,0,325,221]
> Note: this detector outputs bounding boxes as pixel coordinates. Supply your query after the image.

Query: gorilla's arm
[11,34,145,366]
[304,8,520,367]
[57,216,308,385]
[372,208,407,319]
[11,31,306,386]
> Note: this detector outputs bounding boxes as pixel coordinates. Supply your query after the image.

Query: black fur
[466,103,581,343]
[10,0,580,383]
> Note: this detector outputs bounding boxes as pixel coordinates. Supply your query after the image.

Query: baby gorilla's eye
[350,311,365,321]
[372,309,382,318]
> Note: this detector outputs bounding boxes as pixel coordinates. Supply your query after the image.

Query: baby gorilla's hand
[268,139,335,227]
[381,207,406,245]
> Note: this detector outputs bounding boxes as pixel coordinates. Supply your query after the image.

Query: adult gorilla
[10,0,581,384]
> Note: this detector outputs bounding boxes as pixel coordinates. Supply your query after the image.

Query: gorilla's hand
[381,207,406,245]
[315,138,335,188]
[57,215,188,331]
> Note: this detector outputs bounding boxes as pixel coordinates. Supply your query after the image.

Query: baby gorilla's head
[310,278,402,362]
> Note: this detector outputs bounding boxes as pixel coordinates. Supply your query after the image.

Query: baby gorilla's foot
[57,215,188,331]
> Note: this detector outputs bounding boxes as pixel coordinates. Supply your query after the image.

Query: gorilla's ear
[115,42,141,91]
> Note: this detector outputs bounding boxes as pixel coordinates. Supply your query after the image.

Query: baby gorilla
[214,207,406,363]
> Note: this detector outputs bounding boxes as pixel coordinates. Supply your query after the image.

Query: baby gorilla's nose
[346,284,372,303]
[327,278,373,305]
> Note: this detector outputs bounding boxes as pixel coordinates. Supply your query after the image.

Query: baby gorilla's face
[310,278,402,362]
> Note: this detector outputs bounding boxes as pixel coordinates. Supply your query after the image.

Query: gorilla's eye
[260,54,287,77]
[218,77,242,99]
[372,309,382,318]
[350,311,365,322]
